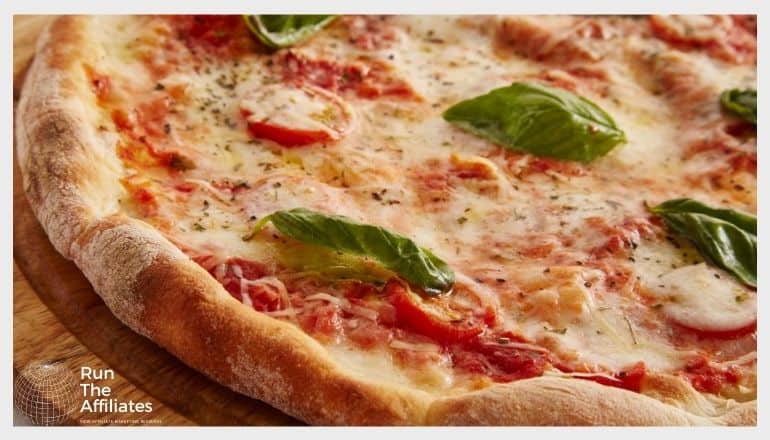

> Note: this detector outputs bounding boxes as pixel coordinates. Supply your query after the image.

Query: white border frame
[3,1,765,438]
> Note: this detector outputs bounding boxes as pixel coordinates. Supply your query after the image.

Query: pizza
[16,15,757,425]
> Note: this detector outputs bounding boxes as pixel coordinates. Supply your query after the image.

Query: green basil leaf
[271,240,395,284]
[254,208,455,295]
[720,88,756,125]
[243,15,336,49]
[652,198,756,235]
[650,198,756,287]
[443,82,627,162]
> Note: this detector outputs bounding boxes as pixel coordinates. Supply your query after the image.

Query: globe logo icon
[13,361,80,426]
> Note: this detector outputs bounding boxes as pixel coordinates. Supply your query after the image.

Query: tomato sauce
[682,355,740,394]
[507,154,587,178]
[338,16,399,50]
[170,15,258,57]
[587,216,655,259]
[85,66,113,102]
[649,15,756,64]
[276,50,419,100]
[122,185,158,218]
[451,334,549,383]
[110,92,195,173]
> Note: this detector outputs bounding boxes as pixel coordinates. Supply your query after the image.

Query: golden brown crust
[427,377,705,426]
[16,15,757,426]
[720,401,758,426]
[17,16,124,258]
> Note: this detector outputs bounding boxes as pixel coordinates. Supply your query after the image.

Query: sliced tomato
[240,83,353,148]
[577,362,647,393]
[245,119,332,147]
[384,279,484,345]
[676,321,757,340]
[556,361,646,393]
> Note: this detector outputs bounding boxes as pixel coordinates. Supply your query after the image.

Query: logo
[13,361,80,426]
[78,367,153,414]
[14,361,158,426]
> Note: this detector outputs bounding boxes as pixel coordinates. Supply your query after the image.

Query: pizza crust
[16,15,757,426]
[16,16,124,259]
[427,376,755,426]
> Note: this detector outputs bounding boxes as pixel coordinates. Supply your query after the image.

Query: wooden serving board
[13,15,300,426]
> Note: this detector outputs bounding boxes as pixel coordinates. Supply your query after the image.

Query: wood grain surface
[13,15,300,427]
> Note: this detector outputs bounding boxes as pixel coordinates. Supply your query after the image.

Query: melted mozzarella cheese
[646,263,756,333]
[325,344,455,393]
